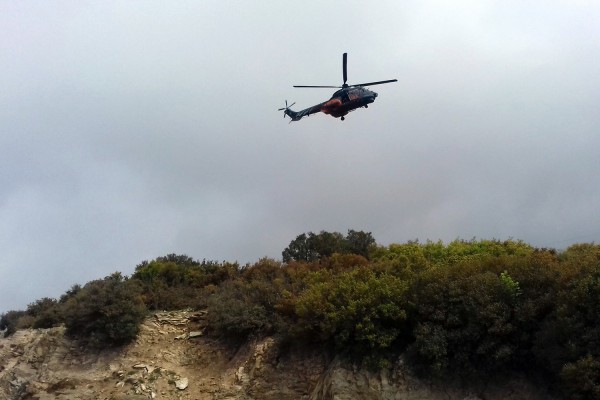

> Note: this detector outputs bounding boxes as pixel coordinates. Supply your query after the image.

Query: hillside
[0,310,556,400]
[2,234,600,399]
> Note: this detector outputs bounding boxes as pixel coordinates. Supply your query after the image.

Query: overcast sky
[2,1,599,313]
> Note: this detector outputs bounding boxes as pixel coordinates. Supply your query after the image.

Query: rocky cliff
[0,310,558,400]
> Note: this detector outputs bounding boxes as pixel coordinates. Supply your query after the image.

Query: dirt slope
[0,310,558,400]
[0,310,328,400]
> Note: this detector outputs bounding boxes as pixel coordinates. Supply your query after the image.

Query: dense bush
[409,264,521,375]
[411,251,566,377]
[206,280,272,340]
[1,298,63,335]
[560,355,600,400]
[206,258,286,340]
[534,245,600,396]
[61,272,147,346]
[371,238,534,267]
[133,255,238,310]
[0,310,27,336]
[296,267,409,366]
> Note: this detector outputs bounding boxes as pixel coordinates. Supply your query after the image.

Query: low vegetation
[2,231,599,399]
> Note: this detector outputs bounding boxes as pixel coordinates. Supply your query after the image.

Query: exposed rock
[0,311,561,400]
[175,377,188,390]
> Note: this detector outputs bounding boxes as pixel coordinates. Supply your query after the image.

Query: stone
[174,333,187,340]
[175,377,188,390]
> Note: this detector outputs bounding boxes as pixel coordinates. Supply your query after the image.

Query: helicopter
[279,53,397,122]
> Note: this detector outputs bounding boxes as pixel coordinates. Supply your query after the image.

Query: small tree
[0,310,27,336]
[282,233,319,262]
[345,230,375,259]
[282,230,377,262]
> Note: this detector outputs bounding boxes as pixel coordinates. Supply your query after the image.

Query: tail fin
[278,101,300,122]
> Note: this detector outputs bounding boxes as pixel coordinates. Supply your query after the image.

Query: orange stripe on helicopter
[320,98,342,115]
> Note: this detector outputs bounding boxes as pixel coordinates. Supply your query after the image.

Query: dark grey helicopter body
[279,53,397,122]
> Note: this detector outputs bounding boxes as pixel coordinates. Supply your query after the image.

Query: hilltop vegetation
[2,231,600,399]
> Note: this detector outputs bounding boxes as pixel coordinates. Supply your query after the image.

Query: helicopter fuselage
[322,87,378,118]
[283,86,379,122]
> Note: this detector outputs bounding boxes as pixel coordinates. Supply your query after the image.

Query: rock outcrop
[0,310,559,400]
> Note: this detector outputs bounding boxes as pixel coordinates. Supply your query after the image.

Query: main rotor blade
[354,79,398,87]
[343,53,347,86]
[293,85,341,88]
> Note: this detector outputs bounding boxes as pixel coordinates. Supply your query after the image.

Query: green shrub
[0,310,27,336]
[27,297,62,329]
[409,264,519,375]
[534,256,600,375]
[61,272,146,346]
[206,258,290,340]
[206,280,272,340]
[295,267,409,365]
[560,355,600,400]
[133,255,238,310]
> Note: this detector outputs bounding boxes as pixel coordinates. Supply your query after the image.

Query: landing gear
[341,116,345,121]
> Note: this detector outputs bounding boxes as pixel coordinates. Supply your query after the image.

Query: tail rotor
[278,100,296,118]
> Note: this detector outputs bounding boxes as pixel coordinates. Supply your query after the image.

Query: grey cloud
[1,1,600,312]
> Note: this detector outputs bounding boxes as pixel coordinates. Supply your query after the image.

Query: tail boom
[281,103,323,122]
